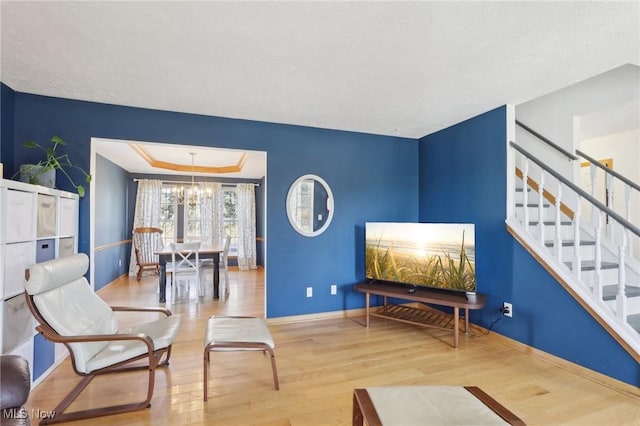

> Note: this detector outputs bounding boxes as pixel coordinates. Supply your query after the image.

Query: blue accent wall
[9,92,418,319]
[418,106,638,387]
[94,154,131,290]
[1,83,16,168]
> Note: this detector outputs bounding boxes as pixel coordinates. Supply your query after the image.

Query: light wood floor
[25,269,640,425]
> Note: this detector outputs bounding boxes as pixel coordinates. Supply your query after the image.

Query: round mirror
[286,174,334,237]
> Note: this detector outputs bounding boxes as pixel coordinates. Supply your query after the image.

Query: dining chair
[132,227,163,281]
[201,235,231,298]
[169,241,202,299]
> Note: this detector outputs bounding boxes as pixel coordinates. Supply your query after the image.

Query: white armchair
[24,253,182,424]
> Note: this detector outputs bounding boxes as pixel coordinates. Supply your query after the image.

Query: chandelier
[175,152,211,207]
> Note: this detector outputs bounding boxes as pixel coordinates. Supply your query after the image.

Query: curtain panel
[236,183,257,270]
[200,182,224,246]
[128,179,163,276]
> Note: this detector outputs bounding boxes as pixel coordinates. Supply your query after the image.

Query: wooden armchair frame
[24,252,182,425]
[25,293,176,425]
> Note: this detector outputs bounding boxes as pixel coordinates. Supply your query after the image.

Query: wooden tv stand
[354,281,487,349]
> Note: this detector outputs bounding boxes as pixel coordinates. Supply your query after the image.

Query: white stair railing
[507,140,640,357]
[576,149,640,260]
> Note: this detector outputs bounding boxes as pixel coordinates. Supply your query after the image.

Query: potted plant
[15,136,92,197]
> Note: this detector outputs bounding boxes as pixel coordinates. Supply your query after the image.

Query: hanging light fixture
[176,152,201,207]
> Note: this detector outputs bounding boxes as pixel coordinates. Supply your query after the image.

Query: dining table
[155,243,224,303]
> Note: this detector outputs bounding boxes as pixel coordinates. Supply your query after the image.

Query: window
[184,189,202,240]
[159,186,177,247]
[159,184,239,251]
[223,187,238,253]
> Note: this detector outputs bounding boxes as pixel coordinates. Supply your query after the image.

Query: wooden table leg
[454,306,459,349]
[212,253,220,299]
[365,293,370,328]
[465,308,470,334]
[158,257,167,303]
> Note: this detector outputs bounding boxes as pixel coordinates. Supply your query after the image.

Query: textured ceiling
[1,1,639,141]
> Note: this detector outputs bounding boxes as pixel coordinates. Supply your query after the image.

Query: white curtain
[128,179,163,276]
[200,182,224,246]
[236,183,257,270]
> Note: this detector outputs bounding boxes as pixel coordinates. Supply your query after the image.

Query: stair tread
[627,314,640,333]
[516,203,551,208]
[564,260,618,271]
[602,285,640,301]
[529,220,572,226]
[545,240,595,247]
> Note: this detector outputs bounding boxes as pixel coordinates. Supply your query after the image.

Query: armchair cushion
[85,315,182,372]
[25,254,116,373]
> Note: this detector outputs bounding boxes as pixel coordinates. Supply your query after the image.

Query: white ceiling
[2,1,639,177]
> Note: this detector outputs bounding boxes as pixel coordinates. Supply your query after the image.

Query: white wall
[580,128,640,256]
[515,64,640,211]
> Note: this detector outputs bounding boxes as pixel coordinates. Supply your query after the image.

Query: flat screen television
[365,222,476,293]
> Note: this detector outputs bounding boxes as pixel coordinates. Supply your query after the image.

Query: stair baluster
[523,160,530,235]
[573,201,582,280]
[594,211,603,300]
[538,172,545,243]
[554,184,562,260]
[617,233,627,321]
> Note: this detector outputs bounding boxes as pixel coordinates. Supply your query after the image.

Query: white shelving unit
[0,179,79,387]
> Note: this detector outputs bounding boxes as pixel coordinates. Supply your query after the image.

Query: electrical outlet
[306,287,313,298]
[331,284,337,295]
[503,302,513,318]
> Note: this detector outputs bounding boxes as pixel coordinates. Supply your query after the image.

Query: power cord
[479,308,506,336]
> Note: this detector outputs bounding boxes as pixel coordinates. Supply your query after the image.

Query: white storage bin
[2,241,35,298]
[58,237,75,257]
[3,189,36,243]
[58,197,77,236]
[2,293,35,353]
[37,194,57,238]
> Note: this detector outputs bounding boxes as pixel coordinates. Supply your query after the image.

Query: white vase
[19,165,56,188]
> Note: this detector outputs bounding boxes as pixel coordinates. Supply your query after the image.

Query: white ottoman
[203,316,279,401]
[353,386,524,425]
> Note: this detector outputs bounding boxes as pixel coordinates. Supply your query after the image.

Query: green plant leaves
[18,136,91,197]
[50,135,66,145]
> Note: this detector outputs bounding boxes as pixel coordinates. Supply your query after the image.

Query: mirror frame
[286,174,334,237]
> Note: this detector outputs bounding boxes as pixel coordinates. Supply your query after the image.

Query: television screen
[365,222,476,293]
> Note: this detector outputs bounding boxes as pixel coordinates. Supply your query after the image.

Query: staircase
[506,126,640,359]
